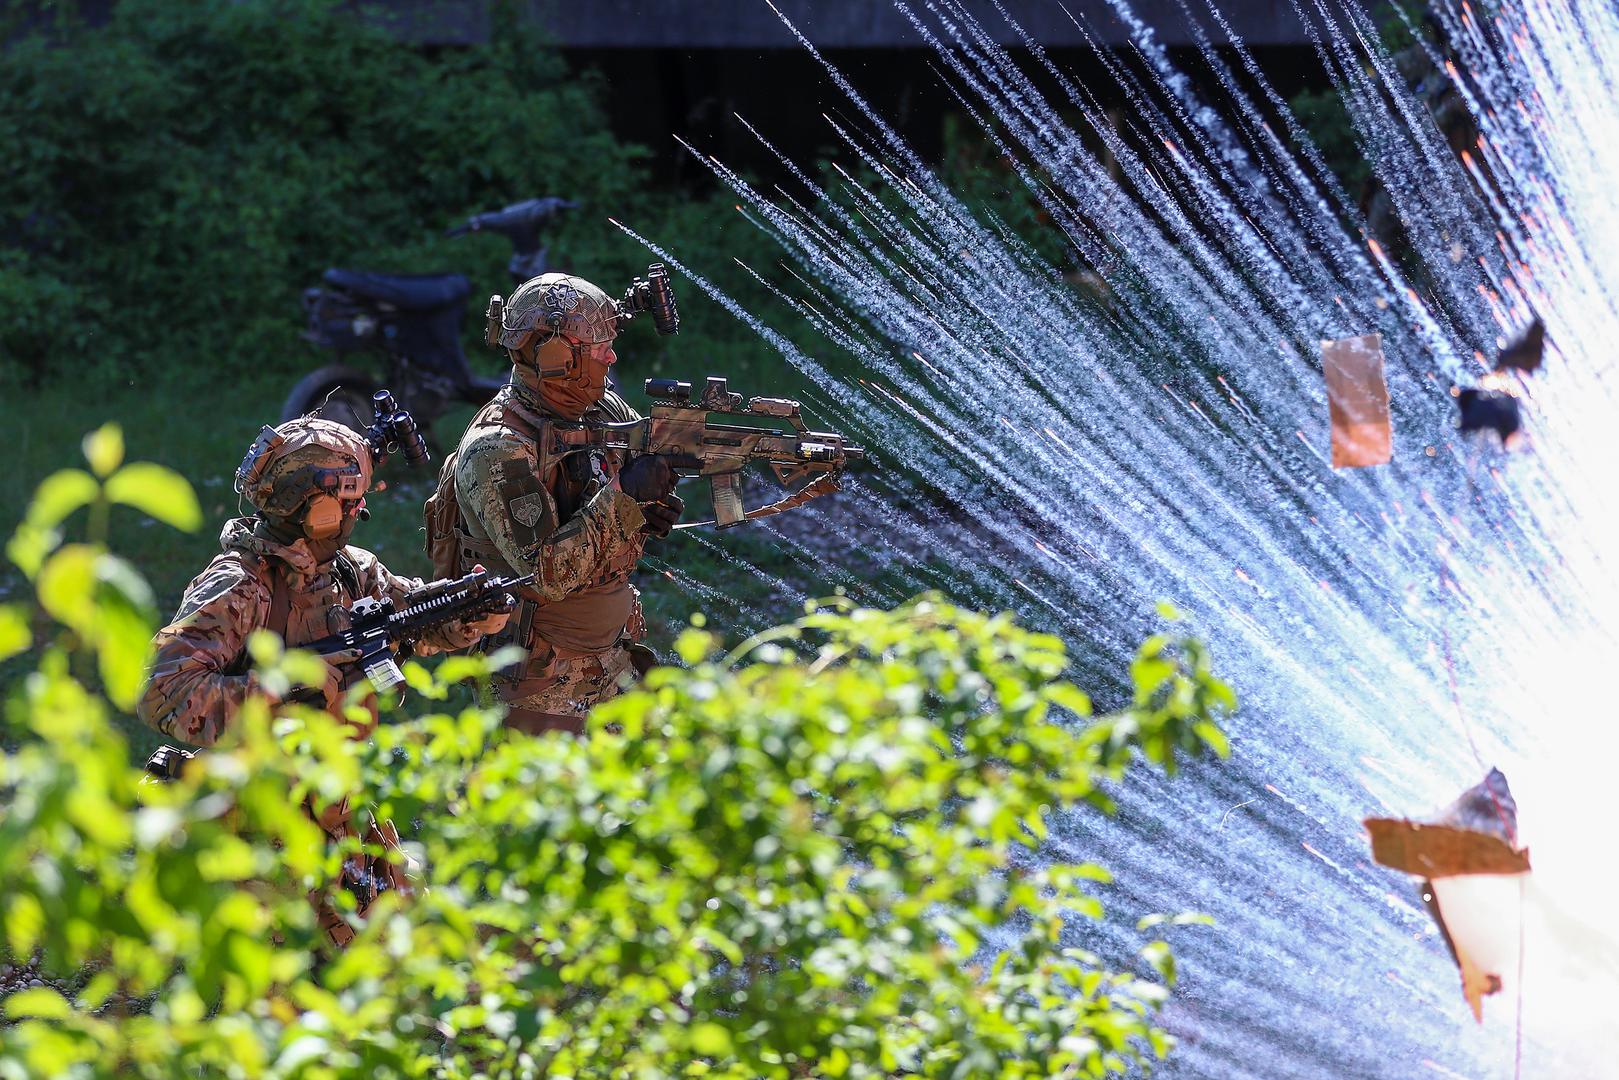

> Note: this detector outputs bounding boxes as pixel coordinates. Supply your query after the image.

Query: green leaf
[401,659,442,699]
[1069,895,1104,920]
[5,893,45,956]
[77,971,119,1011]
[438,651,514,684]
[105,462,202,532]
[1046,682,1092,717]
[3,987,72,1020]
[0,604,30,662]
[690,1022,733,1057]
[23,468,99,532]
[5,522,58,580]
[95,551,156,616]
[82,424,125,477]
[95,589,156,711]
[37,544,99,632]
[246,629,286,664]
[1140,940,1177,986]
[675,626,714,665]
[481,645,527,676]
[228,932,273,990]
[1193,721,1230,758]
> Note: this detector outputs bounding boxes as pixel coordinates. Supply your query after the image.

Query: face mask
[539,342,611,419]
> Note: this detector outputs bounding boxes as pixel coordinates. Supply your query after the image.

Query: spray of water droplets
[623,1,1619,1074]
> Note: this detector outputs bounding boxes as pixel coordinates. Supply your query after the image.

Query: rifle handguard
[563,375,865,529]
[293,572,536,701]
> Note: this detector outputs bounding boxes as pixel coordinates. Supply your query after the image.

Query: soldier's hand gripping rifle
[140,571,531,778]
[564,377,867,528]
[294,569,533,700]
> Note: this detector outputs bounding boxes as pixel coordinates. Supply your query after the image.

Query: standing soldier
[138,415,509,947]
[429,272,681,733]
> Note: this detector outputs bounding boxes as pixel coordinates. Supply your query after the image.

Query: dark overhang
[382,0,1313,49]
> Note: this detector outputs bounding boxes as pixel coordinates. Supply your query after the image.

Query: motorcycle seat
[322,269,472,311]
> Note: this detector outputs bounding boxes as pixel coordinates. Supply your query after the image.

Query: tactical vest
[425,386,645,589]
[220,548,362,675]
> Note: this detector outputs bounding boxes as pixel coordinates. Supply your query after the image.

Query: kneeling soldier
[137,416,509,947]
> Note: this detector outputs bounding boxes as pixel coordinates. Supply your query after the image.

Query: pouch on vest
[422,450,463,580]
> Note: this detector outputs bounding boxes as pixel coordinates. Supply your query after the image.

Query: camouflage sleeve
[136,557,269,748]
[344,547,480,655]
[454,430,646,603]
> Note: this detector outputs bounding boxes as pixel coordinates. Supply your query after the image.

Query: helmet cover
[493,273,619,355]
[235,417,374,518]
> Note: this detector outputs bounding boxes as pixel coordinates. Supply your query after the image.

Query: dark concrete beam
[385,0,1312,49]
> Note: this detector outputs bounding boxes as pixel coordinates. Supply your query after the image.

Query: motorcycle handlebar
[445,197,577,249]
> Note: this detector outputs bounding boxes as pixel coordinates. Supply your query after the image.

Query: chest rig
[221,550,363,676]
[445,387,645,590]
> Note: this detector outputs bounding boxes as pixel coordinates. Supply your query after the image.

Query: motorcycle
[283,196,576,436]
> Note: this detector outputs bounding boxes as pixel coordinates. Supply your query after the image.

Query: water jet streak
[626,1,1619,1073]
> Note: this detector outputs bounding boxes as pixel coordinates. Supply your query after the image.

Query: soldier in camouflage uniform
[138,416,509,947]
[442,273,681,733]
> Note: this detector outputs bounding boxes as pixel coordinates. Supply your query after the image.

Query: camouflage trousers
[309,801,416,951]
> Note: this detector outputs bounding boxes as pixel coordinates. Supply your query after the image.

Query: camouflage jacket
[452,383,649,651]
[138,518,483,747]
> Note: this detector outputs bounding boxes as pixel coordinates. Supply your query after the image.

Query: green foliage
[1285,2,1451,208]
[1288,86,1374,199]
[1,436,1233,1078]
[0,0,645,386]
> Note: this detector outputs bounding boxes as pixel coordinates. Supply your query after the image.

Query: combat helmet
[234,417,373,539]
[486,272,619,381]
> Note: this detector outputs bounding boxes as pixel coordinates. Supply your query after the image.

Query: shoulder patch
[510,493,546,528]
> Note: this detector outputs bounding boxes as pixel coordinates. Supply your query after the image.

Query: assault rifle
[140,571,527,783]
[298,569,532,697]
[560,377,867,528]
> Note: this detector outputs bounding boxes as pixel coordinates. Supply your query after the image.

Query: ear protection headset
[485,277,636,382]
[487,293,590,379]
[301,493,346,540]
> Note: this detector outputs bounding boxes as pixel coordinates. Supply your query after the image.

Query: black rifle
[298,569,532,697]
[138,571,529,780]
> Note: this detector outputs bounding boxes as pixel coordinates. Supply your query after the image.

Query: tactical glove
[279,647,362,709]
[641,493,684,538]
[619,454,678,504]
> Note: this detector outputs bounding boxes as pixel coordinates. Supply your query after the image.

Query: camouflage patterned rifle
[559,376,866,528]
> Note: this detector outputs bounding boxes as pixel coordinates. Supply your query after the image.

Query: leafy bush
[0,433,1233,1078]
[0,0,647,386]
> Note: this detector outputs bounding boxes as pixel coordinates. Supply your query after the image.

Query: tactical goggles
[252,462,368,516]
[310,464,368,500]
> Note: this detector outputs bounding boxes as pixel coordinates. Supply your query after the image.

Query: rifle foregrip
[711,473,745,528]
